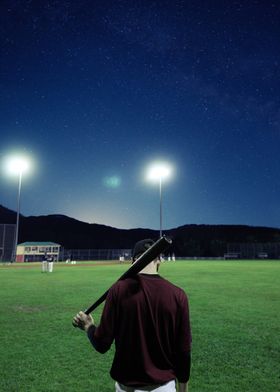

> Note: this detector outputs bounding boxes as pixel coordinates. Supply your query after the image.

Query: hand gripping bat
[74,235,172,324]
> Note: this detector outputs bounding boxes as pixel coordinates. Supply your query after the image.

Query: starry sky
[1,1,280,230]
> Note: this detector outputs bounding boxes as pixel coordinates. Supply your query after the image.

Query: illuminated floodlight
[146,161,174,238]
[146,162,172,182]
[3,153,33,262]
[4,155,31,176]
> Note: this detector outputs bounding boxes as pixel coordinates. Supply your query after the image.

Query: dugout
[16,241,61,262]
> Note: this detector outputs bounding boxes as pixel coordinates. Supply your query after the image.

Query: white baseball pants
[115,380,176,392]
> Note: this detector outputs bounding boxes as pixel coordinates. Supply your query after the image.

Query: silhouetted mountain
[0,205,22,223]
[1,205,280,256]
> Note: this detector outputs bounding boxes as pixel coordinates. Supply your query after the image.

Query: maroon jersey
[87,273,191,387]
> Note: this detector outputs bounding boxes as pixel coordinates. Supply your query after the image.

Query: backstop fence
[227,242,280,259]
[60,248,132,261]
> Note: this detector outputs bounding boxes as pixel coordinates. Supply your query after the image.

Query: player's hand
[72,311,94,332]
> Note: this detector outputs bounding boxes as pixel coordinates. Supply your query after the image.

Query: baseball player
[73,239,191,392]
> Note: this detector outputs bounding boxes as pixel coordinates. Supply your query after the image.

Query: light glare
[4,155,31,176]
[147,162,172,182]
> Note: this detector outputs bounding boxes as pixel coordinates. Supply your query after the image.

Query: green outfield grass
[0,260,279,392]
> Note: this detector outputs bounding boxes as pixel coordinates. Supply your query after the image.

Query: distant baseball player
[73,239,192,392]
[42,252,48,273]
[47,254,54,272]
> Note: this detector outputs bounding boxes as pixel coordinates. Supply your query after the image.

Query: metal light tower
[146,162,173,238]
[5,155,31,262]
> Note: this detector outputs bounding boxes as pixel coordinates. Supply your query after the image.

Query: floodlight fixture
[5,155,31,177]
[4,153,32,262]
[146,162,172,183]
[146,161,174,238]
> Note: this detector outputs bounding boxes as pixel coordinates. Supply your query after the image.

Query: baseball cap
[132,239,155,261]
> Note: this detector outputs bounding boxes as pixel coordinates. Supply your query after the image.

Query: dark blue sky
[1,1,280,229]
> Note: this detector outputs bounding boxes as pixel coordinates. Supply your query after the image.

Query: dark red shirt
[87,274,191,387]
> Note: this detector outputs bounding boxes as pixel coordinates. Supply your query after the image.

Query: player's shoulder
[110,276,138,293]
[159,276,188,297]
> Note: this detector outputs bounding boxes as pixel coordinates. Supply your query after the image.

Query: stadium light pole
[146,162,173,238]
[5,155,31,262]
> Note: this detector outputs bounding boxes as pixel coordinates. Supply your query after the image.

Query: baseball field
[0,260,279,392]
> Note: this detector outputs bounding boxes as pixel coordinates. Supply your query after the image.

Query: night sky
[1,1,280,230]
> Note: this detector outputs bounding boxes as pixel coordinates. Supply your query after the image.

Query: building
[16,242,61,262]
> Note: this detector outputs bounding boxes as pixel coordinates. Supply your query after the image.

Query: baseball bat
[82,235,172,316]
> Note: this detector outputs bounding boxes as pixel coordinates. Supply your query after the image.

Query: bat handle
[84,290,109,315]
[72,290,109,328]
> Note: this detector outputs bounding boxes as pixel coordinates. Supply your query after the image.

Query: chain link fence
[59,248,132,261]
[0,224,16,262]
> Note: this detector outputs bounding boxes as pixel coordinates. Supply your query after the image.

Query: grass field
[0,260,279,392]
